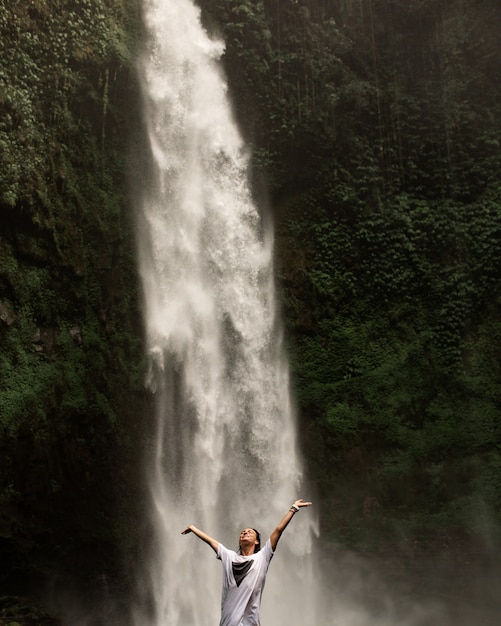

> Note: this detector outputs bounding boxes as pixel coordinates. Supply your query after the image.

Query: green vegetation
[0,0,146,599]
[202,0,501,553]
[1,0,501,614]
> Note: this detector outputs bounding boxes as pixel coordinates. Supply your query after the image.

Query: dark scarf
[232,560,252,586]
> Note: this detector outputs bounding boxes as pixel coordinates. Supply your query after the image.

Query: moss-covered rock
[0,0,148,604]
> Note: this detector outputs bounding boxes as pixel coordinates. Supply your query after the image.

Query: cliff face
[2,0,501,620]
[0,0,149,607]
[199,0,501,554]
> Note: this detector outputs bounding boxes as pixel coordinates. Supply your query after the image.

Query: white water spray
[134,0,318,624]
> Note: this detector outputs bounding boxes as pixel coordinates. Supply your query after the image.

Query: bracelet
[290,504,300,513]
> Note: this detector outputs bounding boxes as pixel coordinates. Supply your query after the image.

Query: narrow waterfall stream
[134,0,317,624]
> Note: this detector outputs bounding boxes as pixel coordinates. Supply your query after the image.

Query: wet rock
[30,327,56,354]
[0,301,14,326]
[69,325,82,344]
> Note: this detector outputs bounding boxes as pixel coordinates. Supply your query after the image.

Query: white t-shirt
[217,538,274,626]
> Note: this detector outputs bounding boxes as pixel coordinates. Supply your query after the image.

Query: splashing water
[133,0,318,624]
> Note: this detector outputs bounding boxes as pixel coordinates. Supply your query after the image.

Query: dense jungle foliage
[199,0,501,552]
[1,0,501,619]
[0,0,147,614]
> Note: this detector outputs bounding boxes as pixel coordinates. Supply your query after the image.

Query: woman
[182,499,312,626]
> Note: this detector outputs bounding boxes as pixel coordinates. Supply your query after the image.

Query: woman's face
[239,528,259,550]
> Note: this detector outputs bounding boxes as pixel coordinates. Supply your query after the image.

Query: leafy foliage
[201,0,501,552]
[2,0,501,606]
[0,0,146,598]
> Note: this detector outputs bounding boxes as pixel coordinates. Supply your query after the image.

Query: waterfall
[133,0,317,624]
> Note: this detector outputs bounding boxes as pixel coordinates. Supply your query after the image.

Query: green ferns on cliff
[2,0,501,602]
[202,0,501,552]
[0,0,145,593]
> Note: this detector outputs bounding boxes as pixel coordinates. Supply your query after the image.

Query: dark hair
[252,528,261,553]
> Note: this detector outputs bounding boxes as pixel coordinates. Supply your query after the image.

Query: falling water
[133,0,317,624]
[125,3,501,626]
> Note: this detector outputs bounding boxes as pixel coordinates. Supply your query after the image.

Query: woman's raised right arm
[182,525,219,554]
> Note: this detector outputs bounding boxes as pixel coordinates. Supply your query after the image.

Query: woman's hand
[181,525,219,553]
[293,499,312,509]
